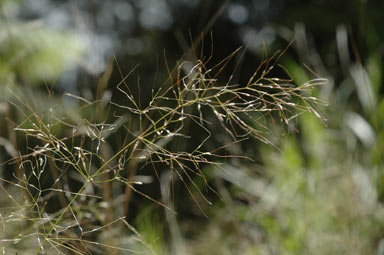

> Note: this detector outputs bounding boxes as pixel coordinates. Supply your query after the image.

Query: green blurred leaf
[0,21,84,85]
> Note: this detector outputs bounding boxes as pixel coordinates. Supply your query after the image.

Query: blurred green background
[1,0,383,254]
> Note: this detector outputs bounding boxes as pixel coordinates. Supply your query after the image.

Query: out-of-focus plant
[0,22,83,86]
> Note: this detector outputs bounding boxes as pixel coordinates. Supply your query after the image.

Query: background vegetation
[1,0,383,254]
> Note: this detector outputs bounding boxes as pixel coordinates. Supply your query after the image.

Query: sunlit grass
[0,45,325,254]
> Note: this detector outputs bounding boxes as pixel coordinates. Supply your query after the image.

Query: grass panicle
[0,47,326,254]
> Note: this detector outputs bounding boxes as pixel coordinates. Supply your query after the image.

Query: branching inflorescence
[0,47,327,254]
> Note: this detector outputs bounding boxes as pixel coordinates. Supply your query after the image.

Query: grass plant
[0,44,326,254]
